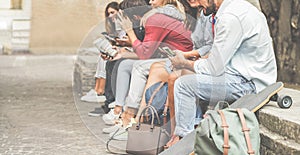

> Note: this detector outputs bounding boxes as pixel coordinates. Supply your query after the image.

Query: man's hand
[170,50,195,71]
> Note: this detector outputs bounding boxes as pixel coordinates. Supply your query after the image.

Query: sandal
[164,135,180,150]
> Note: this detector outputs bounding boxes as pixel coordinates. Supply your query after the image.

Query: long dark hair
[105,2,119,36]
[119,0,151,20]
[179,0,198,32]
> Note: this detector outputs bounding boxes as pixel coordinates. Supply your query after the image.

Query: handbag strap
[236,109,255,155]
[146,81,167,124]
[138,105,161,128]
[106,128,127,154]
[147,82,166,106]
[162,97,169,125]
[218,110,230,155]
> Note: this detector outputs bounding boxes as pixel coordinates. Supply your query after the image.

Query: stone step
[260,125,300,155]
[74,55,98,94]
[12,30,30,38]
[258,88,300,144]
[77,55,98,69]
[11,38,29,45]
[12,20,31,31]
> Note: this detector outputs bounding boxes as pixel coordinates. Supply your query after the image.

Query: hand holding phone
[159,47,176,58]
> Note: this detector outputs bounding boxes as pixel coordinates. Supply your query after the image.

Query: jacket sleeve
[132,15,170,60]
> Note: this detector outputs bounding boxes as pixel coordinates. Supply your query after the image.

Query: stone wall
[260,0,300,85]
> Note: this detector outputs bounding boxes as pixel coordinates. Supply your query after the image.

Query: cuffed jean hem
[115,102,124,107]
[174,126,194,138]
[95,56,107,78]
[94,72,106,79]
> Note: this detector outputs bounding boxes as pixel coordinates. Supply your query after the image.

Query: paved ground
[1,54,299,155]
[0,55,110,155]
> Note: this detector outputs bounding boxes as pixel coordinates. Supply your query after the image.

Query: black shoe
[88,107,102,117]
[101,104,110,114]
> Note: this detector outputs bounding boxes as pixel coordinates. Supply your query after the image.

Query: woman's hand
[100,53,112,60]
[116,36,132,47]
[116,11,138,45]
[117,11,133,33]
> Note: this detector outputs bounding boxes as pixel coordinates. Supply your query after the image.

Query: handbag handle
[147,82,166,106]
[147,81,168,124]
[137,105,161,130]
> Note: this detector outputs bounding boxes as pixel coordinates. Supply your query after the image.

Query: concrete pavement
[1,54,300,155]
[0,55,109,154]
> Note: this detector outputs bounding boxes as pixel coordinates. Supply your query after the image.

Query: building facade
[1,0,121,54]
[0,0,30,54]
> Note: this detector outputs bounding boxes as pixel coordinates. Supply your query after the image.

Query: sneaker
[102,109,121,125]
[109,127,128,141]
[102,122,122,134]
[88,107,102,117]
[81,89,106,103]
[108,101,116,109]
[101,104,110,114]
[108,118,136,141]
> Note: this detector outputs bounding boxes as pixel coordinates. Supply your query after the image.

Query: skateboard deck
[230,82,284,112]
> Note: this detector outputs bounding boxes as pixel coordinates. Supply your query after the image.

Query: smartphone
[124,47,133,52]
[160,47,176,57]
[101,33,117,46]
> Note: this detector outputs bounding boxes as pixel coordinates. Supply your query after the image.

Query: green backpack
[194,108,260,155]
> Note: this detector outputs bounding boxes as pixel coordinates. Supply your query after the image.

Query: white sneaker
[108,118,136,141]
[109,127,128,141]
[102,109,121,125]
[80,89,106,103]
[108,101,116,109]
[103,123,122,134]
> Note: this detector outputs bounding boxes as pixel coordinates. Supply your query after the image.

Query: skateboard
[159,82,293,155]
[230,81,293,112]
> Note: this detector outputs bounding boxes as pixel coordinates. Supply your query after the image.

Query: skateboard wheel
[277,95,293,109]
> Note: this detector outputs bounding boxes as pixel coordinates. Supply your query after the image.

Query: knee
[168,74,178,85]
[151,62,164,69]
[173,76,188,91]
[149,62,164,73]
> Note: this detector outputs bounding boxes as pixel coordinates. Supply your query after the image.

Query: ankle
[114,106,122,114]
[95,89,104,95]
[122,111,135,127]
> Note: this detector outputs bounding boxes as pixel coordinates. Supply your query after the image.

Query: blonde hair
[162,0,185,14]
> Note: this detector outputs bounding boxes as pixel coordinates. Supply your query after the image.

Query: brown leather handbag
[126,105,170,155]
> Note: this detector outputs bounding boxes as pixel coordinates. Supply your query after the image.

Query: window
[11,0,22,9]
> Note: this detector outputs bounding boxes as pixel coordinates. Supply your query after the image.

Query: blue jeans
[173,72,256,137]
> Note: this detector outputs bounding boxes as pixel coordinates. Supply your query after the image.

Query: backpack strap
[217,110,230,155]
[236,109,255,155]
